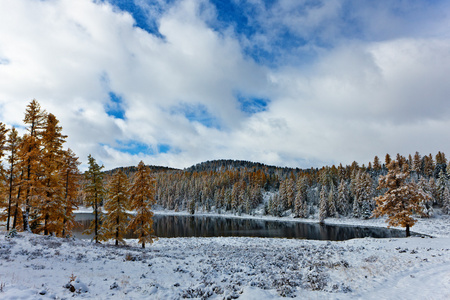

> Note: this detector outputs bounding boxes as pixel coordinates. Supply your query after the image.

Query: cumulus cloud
[0,0,449,170]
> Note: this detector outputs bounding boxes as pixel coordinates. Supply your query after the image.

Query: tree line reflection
[73,214,409,241]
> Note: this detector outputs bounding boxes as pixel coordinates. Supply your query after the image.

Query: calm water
[73,213,409,241]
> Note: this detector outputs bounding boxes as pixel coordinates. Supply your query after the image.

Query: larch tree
[373,161,430,237]
[20,99,47,231]
[37,113,67,235]
[103,169,131,245]
[4,127,20,231]
[61,149,81,237]
[84,154,105,243]
[0,123,8,226]
[128,161,157,248]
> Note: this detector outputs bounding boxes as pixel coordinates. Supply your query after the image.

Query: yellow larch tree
[37,113,67,235]
[103,169,131,245]
[19,99,47,231]
[4,127,21,231]
[0,122,8,226]
[128,161,157,248]
[61,148,81,237]
[373,161,431,236]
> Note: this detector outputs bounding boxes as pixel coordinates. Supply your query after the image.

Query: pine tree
[373,161,430,237]
[128,161,157,248]
[84,155,105,243]
[103,170,131,245]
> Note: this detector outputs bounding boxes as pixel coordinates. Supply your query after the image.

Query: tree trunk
[406,224,410,237]
[94,198,98,243]
[12,201,19,229]
[115,216,120,246]
[44,213,49,235]
[13,170,23,230]
[23,211,30,232]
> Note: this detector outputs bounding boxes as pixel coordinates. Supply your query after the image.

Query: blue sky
[1,0,450,170]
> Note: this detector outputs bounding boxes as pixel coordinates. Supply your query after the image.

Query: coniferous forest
[1,100,450,240]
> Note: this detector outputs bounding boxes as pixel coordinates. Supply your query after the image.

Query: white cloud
[1,0,450,170]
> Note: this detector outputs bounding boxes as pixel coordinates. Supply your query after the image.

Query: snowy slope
[0,224,449,299]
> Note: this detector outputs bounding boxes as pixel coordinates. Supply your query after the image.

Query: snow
[1,213,449,299]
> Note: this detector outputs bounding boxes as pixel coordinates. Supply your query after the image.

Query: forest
[1,100,450,241]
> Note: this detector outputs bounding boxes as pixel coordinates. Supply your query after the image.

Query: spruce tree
[294,177,308,218]
[327,184,337,218]
[319,186,327,224]
[84,155,105,243]
[103,170,131,245]
[128,161,157,248]
[336,180,350,216]
[442,186,450,215]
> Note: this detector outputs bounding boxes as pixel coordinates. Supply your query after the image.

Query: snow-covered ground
[0,213,449,299]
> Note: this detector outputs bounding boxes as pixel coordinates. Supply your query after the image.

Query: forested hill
[105,165,179,176]
[106,159,308,176]
[185,159,306,174]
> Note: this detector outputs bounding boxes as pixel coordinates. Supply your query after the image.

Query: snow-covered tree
[61,149,80,237]
[128,161,157,248]
[435,169,448,206]
[19,99,47,231]
[336,180,350,216]
[103,170,131,246]
[34,113,67,235]
[373,161,430,236]
[0,123,9,227]
[442,186,450,215]
[319,186,327,224]
[294,177,308,218]
[327,184,337,218]
[3,127,20,231]
[352,171,374,219]
[84,155,105,243]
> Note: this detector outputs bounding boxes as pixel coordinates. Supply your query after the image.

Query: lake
[73,213,410,241]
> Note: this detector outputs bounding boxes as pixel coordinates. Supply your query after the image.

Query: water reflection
[73,214,409,241]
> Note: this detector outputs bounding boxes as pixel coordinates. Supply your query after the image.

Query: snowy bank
[0,230,449,299]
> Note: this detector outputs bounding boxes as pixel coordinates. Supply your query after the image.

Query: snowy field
[0,214,449,299]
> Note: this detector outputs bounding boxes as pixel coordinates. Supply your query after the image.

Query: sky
[1,0,450,170]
